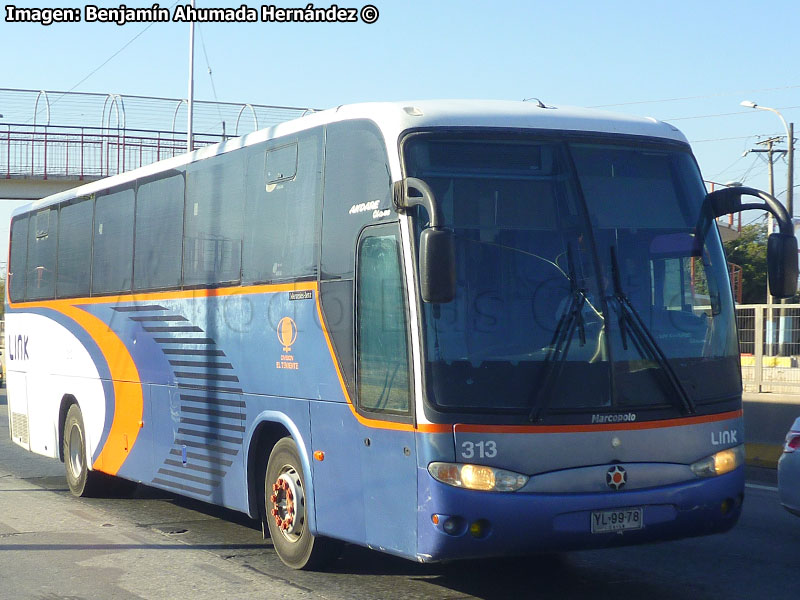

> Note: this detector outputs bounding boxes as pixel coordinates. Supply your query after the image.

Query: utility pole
[747,137,787,356]
[788,122,794,218]
[748,136,786,197]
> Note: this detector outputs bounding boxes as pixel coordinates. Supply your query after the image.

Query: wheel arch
[244,411,316,531]
[58,394,79,463]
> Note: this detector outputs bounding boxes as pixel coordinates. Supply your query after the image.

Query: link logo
[7,334,29,361]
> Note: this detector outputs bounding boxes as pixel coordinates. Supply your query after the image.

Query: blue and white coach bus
[5,100,797,569]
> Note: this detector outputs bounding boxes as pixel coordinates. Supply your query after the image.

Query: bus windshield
[404,133,740,415]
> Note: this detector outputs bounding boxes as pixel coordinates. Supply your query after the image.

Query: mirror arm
[708,186,793,235]
[393,177,444,227]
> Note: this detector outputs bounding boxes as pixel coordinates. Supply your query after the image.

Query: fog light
[720,498,734,516]
[442,517,461,535]
[469,519,490,538]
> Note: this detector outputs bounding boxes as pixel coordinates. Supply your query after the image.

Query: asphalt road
[1,393,798,599]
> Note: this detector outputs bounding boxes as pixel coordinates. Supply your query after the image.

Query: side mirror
[419,227,456,303]
[395,177,456,303]
[705,186,798,298]
[768,233,799,298]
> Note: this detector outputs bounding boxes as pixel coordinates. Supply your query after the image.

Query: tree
[723,221,767,304]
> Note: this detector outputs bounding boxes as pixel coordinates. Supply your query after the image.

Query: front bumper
[416,466,744,562]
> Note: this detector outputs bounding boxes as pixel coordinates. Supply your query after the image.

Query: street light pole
[741,101,794,216]
[187,0,195,153]
[742,101,797,358]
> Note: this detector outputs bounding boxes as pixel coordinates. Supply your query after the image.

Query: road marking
[745,482,779,492]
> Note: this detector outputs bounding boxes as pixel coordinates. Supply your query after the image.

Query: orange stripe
[454,410,743,434]
[58,305,143,475]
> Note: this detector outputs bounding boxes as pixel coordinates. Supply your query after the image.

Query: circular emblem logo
[606,465,627,491]
[277,317,298,350]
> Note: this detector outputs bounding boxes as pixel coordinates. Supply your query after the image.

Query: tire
[63,404,103,497]
[264,437,341,570]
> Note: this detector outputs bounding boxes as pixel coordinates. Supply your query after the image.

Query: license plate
[591,507,644,533]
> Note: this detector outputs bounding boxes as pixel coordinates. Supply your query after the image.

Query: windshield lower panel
[404,132,740,417]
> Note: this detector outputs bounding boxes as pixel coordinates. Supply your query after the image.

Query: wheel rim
[269,466,304,543]
[68,423,84,478]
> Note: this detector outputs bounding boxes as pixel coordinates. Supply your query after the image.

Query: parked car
[778,417,800,516]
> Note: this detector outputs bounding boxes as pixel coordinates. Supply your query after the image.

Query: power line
[196,23,226,131]
[663,106,800,123]
[690,135,759,143]
[589,84,800,108]
[29,1,181,124]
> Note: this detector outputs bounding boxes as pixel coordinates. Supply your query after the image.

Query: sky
[1,0,798,259]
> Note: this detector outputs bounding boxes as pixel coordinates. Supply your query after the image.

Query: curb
[745,443,783,469]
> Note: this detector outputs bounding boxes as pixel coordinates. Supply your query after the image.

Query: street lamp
[741,101,796,357]
[740,100,794,217]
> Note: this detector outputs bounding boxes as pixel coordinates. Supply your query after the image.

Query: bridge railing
[1,123,226,180]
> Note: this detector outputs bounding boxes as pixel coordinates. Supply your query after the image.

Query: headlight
[690,445,745,477]
[428,462,529,492]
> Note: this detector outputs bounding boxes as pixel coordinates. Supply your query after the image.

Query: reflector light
[784,433,800,453]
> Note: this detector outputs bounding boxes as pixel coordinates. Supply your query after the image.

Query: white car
[778,417,800,516]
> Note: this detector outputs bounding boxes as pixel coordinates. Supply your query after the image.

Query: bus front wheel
[63,404,103,497]
[264,437,340,569]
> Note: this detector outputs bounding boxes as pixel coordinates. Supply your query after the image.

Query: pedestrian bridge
[0,87,315,200]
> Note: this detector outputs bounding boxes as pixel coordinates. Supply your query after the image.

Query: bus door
[355,225,417,556]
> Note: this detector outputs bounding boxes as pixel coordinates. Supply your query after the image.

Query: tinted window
[184,153,244,285]
[242,131,322,283]
[8,216,28,302]
[321,120,393,279]
[135,174,184,290]
[92,188,134,294]
[356,228,410,414]
[26,208,58,300]
[57,198,93,298]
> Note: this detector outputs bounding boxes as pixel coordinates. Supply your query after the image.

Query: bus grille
[11,412,29,445]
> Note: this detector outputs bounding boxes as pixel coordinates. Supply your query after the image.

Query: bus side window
[92,188,134,295]
[356,227,411,414]
[26,208,58,300]
[242,130,322,284]
[57,197,93,298]
[184,154,244,286]
[135,174,184,291]
[9,216,29,302]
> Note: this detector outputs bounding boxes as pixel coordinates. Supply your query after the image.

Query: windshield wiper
[609,246,696,415]
[528,245,587,422]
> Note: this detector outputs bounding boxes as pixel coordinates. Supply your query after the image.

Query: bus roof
[14,99,688,217]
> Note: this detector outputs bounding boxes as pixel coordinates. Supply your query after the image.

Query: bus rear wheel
[63,404,103,497]
[264,437,340,569]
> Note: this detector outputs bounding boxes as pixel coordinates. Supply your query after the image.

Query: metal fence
[1,123,225,180]
[737,303,800,393]
[0,87,316,181]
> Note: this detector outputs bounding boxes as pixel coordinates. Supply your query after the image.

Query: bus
[5,100,797,570]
